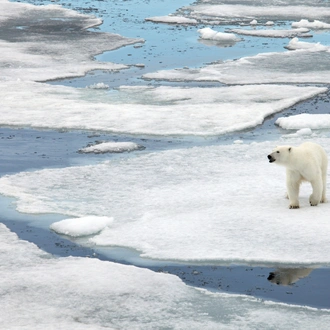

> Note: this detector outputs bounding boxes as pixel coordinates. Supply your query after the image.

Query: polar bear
[267,142,328,209]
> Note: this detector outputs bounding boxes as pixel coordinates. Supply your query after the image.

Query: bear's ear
[288,147,291,152]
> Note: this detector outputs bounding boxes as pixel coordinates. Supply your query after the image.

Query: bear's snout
[267,154,275,163]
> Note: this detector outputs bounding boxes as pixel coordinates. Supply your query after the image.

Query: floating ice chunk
[250,19,258,25]
[198,27,239,41]
[294,128,313,135]
[233,139,244,144]
[292,19,330,29]
[145,15,197,24]
[79,141,145,154]
[282,128,313,138]
[276,114,330,130]
[2,223,330,329]
[86,83,110,89]
[265,21,275,26]
[229,27,311,38]
[50,216,113,237]
[285,37,329,51]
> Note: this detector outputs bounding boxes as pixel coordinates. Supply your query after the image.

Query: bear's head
[267,145,292,164]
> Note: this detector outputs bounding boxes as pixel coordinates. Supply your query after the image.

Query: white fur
[268,142,328,209]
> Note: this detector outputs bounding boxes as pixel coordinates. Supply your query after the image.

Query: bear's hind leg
[309,176,323,206]
[286,170,301,209]
[321,170,327,203]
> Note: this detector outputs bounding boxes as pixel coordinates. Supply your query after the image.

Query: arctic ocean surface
[1,0,330,328]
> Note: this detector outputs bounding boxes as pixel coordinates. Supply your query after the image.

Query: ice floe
[282,128,314,138]
[145,15,197,24]
[198,27,240,42]
[2,138,330,265]
[79,141,145,154]
[143,45,330,84]
[186,3,330,24]
[50,216,113,237]
[292,19,330,29]
[229,27,311,38]
[276,114,330,130]
[0,0,143,82]
[2,223,330,329]
[86,83,110,90]
[285,38,329,51]
[0,81,325,136]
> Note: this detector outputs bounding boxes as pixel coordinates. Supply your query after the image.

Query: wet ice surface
[3,223,330,329]
[4,137,330,266]
[2,0,330,327]
[1,82,326,135]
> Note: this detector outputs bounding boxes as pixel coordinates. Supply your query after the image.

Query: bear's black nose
[267,155,271,160]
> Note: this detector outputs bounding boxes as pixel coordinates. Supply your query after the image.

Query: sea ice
[282,128,314,139]
[86,83,110,90]
[2,223,330,329]
[0,0,143,82]
[79,141,145,154]
[50,216,113,237]
[292,19,330,29]
[285,38,329,51]
[145,15,197,24]
[143,45,330,84]
[0,81,325,136]
[198,27,240,42]
[2,139,330,265]
[229,27,311,38]
[186,3,330,23]
[276,114,330,130]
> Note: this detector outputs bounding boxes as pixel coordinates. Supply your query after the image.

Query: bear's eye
[276,151,280,153]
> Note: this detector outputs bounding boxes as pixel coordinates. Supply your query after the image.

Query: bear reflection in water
[268,268,314,285]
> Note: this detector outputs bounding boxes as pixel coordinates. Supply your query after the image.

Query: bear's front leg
[310,176,323,206]
[286,170,300,209]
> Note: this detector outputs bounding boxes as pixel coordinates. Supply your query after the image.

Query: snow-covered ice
[2,223,330,329]
[285,38,329,51]
[86,83,110,90]
[292,19,330,29]
[2,82,325,136]
[143,44,330,84]
[79,141,145,154]
[145,15,197,24]
[2,139,330,265]
[50,216,113,237]
[198,27,240,42]
[276,114,330,130]
[229,27,311,38]
[185,3,330,24]
[0,0,143,82]
[282,128,314,139]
